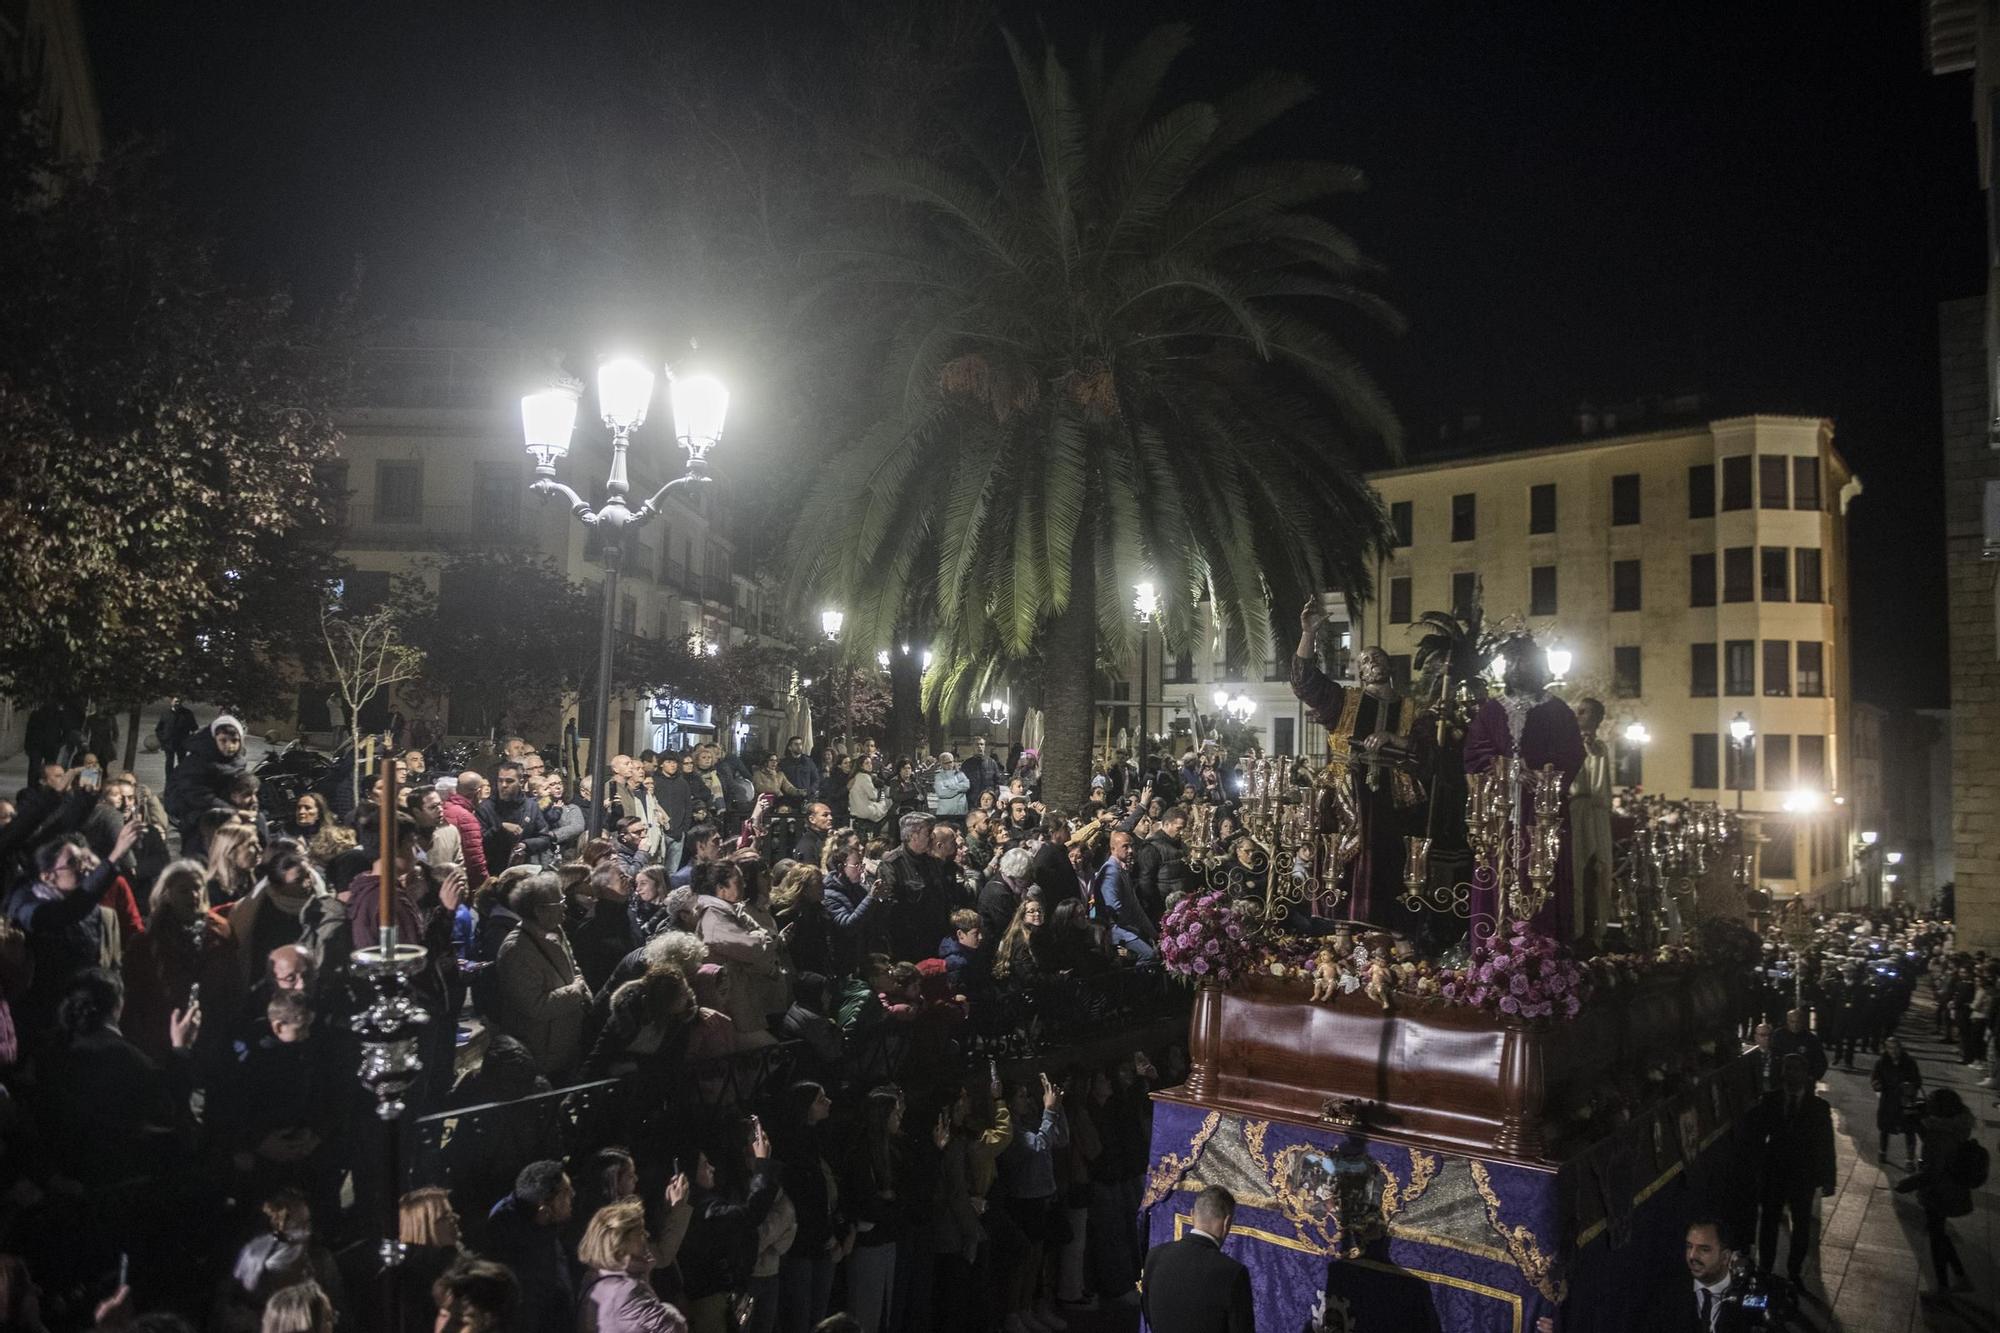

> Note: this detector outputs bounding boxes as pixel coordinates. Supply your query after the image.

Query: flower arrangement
[1158,890,1257,984]
[1440,921,1590,1020]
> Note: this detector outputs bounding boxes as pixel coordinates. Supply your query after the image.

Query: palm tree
[1410,602,1486,698]
[793,23,1402,807]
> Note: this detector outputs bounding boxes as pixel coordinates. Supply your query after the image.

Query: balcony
[337,502,538,550]
[347,345,536,411]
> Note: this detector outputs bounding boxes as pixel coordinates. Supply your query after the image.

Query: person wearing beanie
[163,713,250,838]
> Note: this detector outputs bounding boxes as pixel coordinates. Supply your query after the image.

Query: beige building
[1929,0,2000,947]
[1347,415,1860,902]
[328,321,793,755]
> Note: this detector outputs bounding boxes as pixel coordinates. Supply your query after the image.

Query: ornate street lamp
[1545,640,1572,684]
[1728,712,1754,813]
[1133,581,1158,749]
[523,358,729,836]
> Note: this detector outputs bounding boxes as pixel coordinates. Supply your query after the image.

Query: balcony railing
[338,502,537,550]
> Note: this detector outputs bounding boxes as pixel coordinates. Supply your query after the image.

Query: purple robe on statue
[1462,693,1586,939]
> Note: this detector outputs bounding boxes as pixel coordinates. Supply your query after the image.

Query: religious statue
[1290,600,1428,924]
[1568,696,1616,944]
[1462,633,1586,937]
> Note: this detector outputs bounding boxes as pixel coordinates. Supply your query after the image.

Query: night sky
[84,1,1980,708]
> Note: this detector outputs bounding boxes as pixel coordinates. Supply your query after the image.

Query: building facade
[1348,415,1859,902]
[1929,0,2000,947]
[327,321,793,756]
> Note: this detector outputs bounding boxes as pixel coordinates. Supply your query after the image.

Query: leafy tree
[793,24,1401,806]
[0,94,351,718]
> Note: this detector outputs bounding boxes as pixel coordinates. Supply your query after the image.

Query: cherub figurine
[1311,947,1341,1002]
[1365,957,1393,1010]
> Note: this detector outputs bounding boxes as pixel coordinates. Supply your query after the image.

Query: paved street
[1784,999,1997,1332]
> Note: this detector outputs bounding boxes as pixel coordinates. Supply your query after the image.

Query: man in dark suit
[1754,1054,1838,1293]
[1769,1008,1828,1082]
[1646,1217,1752,1332]
[1141,1185,1254,1333]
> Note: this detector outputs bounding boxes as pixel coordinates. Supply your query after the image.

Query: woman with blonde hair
[577,1198,689,1333]
[259,1281,333,1333]
[124,858,233,1060]
[395,1186,464,1327]
[206,820,263,904]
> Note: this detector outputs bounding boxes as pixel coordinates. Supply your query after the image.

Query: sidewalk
[1788,998,1997,1332]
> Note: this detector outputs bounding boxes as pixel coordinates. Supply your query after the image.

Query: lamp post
[820,610,852,758]
[1133,581,1158,756]
[523,358,729,837]
[1545,640,1572,685]
[1728,712,1754,813]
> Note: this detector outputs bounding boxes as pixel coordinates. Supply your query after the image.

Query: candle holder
[351,928,430,1121]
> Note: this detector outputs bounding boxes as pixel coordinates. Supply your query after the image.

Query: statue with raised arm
[1290,599,1427,924]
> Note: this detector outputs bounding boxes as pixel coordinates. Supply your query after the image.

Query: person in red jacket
[443,773,490,890]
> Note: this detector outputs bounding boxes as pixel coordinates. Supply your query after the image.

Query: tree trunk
[123,705,141,772]
[888,646,922,758]
[1039,537,1097,810]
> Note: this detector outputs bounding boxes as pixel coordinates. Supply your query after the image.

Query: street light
[524,358,728,838]
[1886,851,1903,866]
[981,697,1010,726]
[821,608,855,756]
[1623,721,1651,746]
[1781,788,1822,814]
[1728,712,1754,813]
[1545,640,1572,684]
[1222,691,1256,724]
[1133,580,1158,750]
[875,649,891,670]
[1859,830,1879,846]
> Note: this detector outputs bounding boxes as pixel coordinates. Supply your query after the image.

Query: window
[1796,642,1825,697]
[1613,646,1642,698]
[1610,473,1641,526]
[1529,484,1556,535]
[1615,740,1644,788]
[1797,734,1827,787]
[375,460,422,522]
[1794,548,1822,603]
[1273,717,1295,758]
[1726,734,1757,792]
[1724,640,1755,696]
[1452,571,1477,618]
[1793,456,1821,511]
[1386,654,1413,693]
[1691,734,1720,790]
[1530,566,1558,617]
[1758,455,1789,509]
[1721,455,1752,511]
[619,596,637,634]
[1688,464,1716,519]
[1723,547,1754,603]
[1451,493,1476,542]
[338,570,391,612]
[1390,501,1412,548]
[1760,546,1789,602]
[474,462,518,529]
[1611,559,1642,612]
[1690,643,1718,697]
[1762,641,1790,697]
[1690,552,1716,607]
[1388,577,1412,624]
[1166,651,1194,684]
[1764,735,1793,789]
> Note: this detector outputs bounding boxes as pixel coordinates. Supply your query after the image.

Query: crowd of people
[0,708,1229,1333]
[1732,907,1990,1306]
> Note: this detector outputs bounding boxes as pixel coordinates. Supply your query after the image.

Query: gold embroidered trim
[1142,1111,1222,1209]
[1468,1161,1567,1303]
